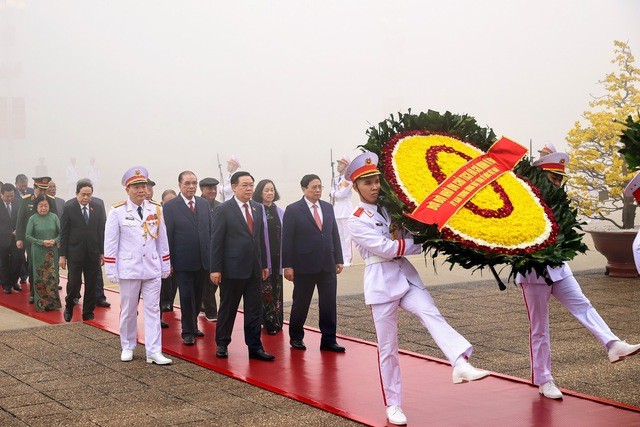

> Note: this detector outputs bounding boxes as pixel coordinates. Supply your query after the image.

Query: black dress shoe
[183,336,195,346]
[29,296,34,304]
[195,330,205,337]
[161,320,169,329]
[3,289,11,294]
[63,307,72,322]
[216,345,228,358]
[290,340,306,350]
[320,343,346,353]
[96,300,111,308]
[249,348,275,361]
[12,283,21,291]
[82,313,95,321]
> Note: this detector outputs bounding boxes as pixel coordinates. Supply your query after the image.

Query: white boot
[607,340,640,363]
[452,362,490,384]
[146,352,172,365]
[386,405,407,425]
[539,381,563,399]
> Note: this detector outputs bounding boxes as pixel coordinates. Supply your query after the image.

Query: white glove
[107,275,119,283]
[161,271,170,279]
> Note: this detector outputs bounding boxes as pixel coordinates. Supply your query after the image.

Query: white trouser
[370,283,472,407]
[336,217,352,265]
[520,276,619,385]
[119,278,162,356]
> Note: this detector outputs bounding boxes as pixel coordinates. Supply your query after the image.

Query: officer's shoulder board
[46,194,55,200]
[353,207,364,217]
[148,199,161,206]
[112,200,126,208]
[22,194,32,200]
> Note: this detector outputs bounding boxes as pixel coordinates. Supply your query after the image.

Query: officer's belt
[365,255,402,266]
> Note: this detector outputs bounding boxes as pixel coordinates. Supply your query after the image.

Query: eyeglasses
[306,185,323,190]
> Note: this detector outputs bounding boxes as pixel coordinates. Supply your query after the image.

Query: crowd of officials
[2,148,640,425]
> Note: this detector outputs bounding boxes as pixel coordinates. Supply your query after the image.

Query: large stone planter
[587,230,639,278]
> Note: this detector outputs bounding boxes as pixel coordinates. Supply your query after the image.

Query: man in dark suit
[59,180,106,321]
[65,179,111,308]
[199,177,220,321]
[163,171,212,345]
[210,171,274,361]
[282,174,345,352]
[0,183,22,293]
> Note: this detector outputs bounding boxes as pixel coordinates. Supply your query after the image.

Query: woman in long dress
[252,179,284,335]
[25,195,62,311]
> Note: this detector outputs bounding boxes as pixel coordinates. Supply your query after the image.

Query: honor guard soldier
[15,177,58,302]
[330,155,354,266]
[518,149,640,400]
[345,149,489,425]
[104,166,172,365]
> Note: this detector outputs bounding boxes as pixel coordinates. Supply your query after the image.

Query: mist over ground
[1,0,638,206]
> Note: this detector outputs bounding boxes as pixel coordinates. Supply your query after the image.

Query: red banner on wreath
[405,137,527,229]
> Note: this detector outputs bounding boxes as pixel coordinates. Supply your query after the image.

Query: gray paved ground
[1,269,639,426]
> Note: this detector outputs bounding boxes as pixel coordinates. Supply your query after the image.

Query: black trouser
[65,257,100,318]
[201,278,218,318]
[215,274,263,350]
[160,275,178,310]
[0,243,22,291]
[175,269,207,339]
[289,271,338,345]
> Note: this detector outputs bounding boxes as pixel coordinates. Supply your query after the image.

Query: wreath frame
[362,109,587,285]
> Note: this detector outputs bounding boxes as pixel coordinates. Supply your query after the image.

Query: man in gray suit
[46,181,65,215]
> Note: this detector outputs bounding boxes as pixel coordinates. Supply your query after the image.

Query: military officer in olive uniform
[104,166,172,365]
[15,177,58,302]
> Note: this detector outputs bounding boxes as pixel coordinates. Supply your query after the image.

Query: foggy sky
[1,0,639,205]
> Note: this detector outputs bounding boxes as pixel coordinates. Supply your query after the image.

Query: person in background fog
[159,189,178,328]
[199,177,221,321]
[330,155,354,267]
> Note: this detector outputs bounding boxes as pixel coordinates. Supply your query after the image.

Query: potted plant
[567,41,640,277]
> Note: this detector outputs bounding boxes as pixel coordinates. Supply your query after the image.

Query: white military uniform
[330,175,353,266]
[517,264,619,386]
[104,198,171,356]
[347,201,473,407]
[222,173,233,202]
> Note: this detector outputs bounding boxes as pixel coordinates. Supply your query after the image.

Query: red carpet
[2,280,640,426]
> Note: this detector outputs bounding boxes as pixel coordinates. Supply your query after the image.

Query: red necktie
[312,204,322,230]
[243,203,254,233]
[188,200,195,213]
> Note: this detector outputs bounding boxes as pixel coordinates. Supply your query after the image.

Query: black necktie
[137,206,143,219]
[6,203,10,217]
[82,206,89,224]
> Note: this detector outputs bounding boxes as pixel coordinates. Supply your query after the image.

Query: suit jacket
[164,194,211,271]
[282,197,343,274]
[0,198,20,249]
[54,197,65,216]
[210,197,267,280]
[59,199,106,262]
